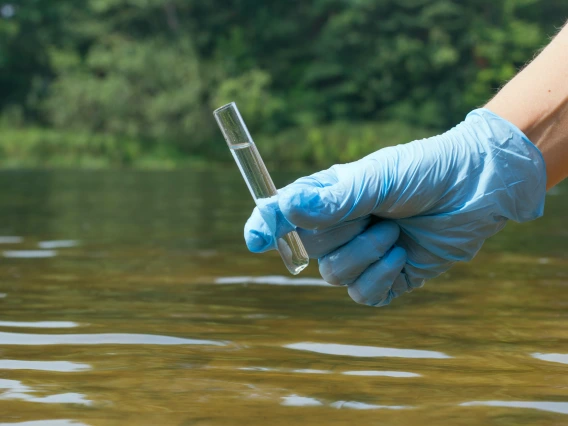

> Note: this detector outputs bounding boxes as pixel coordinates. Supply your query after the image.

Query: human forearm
[485,22,568,189]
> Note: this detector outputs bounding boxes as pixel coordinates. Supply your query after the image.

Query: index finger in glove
[278,159,387,230]
[245,205,371,258]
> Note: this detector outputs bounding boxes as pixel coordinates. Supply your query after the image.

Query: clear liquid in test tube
[213,102,309,275]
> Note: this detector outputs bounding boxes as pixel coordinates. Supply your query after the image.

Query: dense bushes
[0,0,567,168]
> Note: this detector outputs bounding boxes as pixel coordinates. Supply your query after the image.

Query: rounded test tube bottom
[277,231,310,275]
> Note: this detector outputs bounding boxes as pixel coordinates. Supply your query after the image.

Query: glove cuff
[464,108,547,223]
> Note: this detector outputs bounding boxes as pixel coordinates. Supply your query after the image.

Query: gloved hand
[245,109,547,306]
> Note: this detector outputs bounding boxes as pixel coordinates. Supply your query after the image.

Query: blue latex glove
[245,109,547,306]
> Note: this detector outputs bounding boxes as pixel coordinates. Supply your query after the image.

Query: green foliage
[0,126,193,169]
[0,126,140,168]
[0,0,567,168]
[260,121,437,169]
[211,69,285,133]
[0,120,434,169]
[45,37,207,150]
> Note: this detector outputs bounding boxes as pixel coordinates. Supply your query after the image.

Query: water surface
[0,170,566,425]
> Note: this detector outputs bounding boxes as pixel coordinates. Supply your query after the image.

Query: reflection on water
[284,342,451,358]
[240,366,330,374]
[0,422,88,426]
[342,371,420,377]
[531,352,568,364]
[215,276,330,286]
[1,391,91,406]
[0,379,91,406]
[239,367,274,372]
[0,332,226,346]
[239,367,419,377]
[0,321,78,328]
[0,171,565,425]
[282,395,409,410]
[0,360,90,372]
[37,240,79,249]
[0,236,23,244]
[3,250,57,258]
[461,401,568,415]
[281,395,323,407]
[330,401,409,410]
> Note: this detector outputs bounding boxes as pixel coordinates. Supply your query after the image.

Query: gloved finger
[396,230,455,280]
[318,221,400,286]
[245,168,340,253]
[367,230,455,305]
[374,270,415,307]
[278,183,348,230]
[391,272,412,299]
[244,207,274,253]
[276,164,349,231]
[347,246,407,306]
[278,160,383,230]
[298,216,371,259]
[286,167,339,190]
[362,236,452,306]
[245,205,372,257]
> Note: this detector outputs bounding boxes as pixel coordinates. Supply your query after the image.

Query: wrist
[484,23,568,188]
[465,109,547,222]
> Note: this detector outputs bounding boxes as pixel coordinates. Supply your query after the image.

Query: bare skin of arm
[485,22,568,189]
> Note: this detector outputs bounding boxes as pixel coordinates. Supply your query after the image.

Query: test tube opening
[213,102,253,149]
[212,102,236,116]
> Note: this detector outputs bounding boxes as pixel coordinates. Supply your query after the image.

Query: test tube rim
[213,102,237,115]
[213,101,254,148]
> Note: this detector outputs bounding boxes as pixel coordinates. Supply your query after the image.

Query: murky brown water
[0,170,566,426]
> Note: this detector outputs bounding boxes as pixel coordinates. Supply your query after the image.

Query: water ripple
[239,366,330,374]
[331,401,408,410]
[38,240,79,249]
[0,421,88,426]
[0,237,23,244]
[0,379,91,406]
[0,332,226,346]
[239,367,275,372]
[461,400,568,415]
[285,342,451,359]
[281,394,410,410]
[239,366,419,377]
[0,360,90,372]
[215,276,330,286]
[0,321,78,329]
[531,352,568,365]
[281,395,323,407]
[342,370,420,378]
[3,250,57,259]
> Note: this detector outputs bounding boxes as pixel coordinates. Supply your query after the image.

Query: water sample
[213,102,309,275]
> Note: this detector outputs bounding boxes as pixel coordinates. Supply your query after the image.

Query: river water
[0,170,566,425]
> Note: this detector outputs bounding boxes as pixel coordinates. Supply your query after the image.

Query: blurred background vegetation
[0,0,567,169]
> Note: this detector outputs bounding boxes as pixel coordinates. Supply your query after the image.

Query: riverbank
[0,122,436,170]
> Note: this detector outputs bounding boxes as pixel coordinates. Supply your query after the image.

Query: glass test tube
[213,102,309,275]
